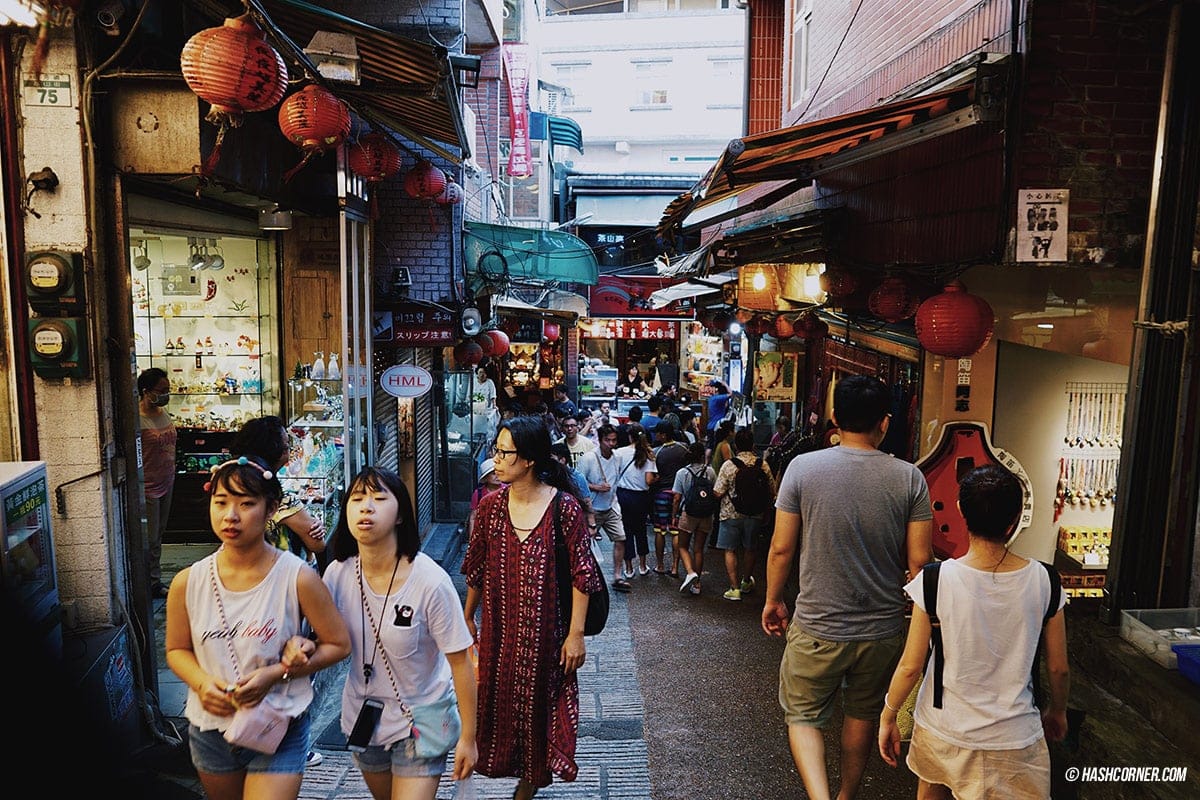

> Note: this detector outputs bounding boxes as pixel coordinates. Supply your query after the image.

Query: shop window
[498,139,543,219]
[790,0,812,109]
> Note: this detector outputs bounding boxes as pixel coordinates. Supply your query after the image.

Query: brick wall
[747,0,784,136]
[321,0,463,39]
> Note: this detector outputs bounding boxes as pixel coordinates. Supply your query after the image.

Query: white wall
[993,341,1129,563]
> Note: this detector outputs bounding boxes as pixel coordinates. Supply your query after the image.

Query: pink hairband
[203,456,274,492]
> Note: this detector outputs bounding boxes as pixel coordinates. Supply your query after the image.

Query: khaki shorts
[594,506,626,542]
[907,724,1050,799]
[778,625,903,727]
[677,511,713,535]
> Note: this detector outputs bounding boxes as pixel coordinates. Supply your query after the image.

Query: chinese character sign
[503,44,532,178]
[578,319,677,340]
[1017,189,1068,262]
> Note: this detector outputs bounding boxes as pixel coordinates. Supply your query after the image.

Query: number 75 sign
[23,74,73,107]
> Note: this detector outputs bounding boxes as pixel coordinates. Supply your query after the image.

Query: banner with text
[503,44,532,178]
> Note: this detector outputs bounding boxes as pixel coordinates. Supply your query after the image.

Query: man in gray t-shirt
[761,375,932,800]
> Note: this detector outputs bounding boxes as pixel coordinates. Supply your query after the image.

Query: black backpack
[924,560,1062,709]
[731,457,773,516]
[681,465,719,517]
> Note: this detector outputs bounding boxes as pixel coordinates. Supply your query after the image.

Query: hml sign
[379,364,433,399]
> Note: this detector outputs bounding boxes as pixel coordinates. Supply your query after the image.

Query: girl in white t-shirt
[290,467,477,800]
[878,464,1069,800]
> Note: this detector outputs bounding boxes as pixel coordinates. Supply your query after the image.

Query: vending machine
[0,461,61,659]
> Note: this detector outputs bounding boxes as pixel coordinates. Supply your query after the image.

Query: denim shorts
[353,735,448,777]
[189,710,310,775]
[716,514,760,550]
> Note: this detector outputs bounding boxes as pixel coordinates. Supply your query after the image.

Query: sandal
[612,578,632,592]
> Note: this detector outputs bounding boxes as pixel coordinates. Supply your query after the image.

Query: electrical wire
[799,0,865,119]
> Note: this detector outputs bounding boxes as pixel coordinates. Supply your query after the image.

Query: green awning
[548,115,584,153]
[464,222,599,291]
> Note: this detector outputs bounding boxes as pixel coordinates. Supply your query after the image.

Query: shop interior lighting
[752,266,768,291]
[803,263,826,302]
[0,1,44,27]
[728,321,743,336]
[132,239,151,271]
[258,206,293,231]
[206,238,225,270]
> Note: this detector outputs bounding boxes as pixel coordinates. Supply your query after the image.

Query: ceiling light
[728,321,743,336]
[1037,323,1054,329]
[304,31,360,85]
[752,267,767,291]
[258,206,293,231]
[803,263,826,302]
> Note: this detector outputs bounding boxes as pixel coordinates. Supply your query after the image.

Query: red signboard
[588,275,695,318]
[580,319,677,340]
[503,44,532,178]
[374,303,456,346]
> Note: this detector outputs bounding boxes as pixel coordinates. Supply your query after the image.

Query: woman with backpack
[671,442,718,595]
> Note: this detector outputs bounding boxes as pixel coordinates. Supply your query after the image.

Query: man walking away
[713,427,775,600]
[579,424,631,591]
[761,374,933,800]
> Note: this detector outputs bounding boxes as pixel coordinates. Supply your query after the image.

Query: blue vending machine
[0,461,61,659]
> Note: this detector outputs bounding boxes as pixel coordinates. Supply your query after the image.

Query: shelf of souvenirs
[1056,525,1111,570]
[279,437,343,483]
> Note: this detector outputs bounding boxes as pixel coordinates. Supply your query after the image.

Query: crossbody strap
[208,555,244,683]
[923,561,944,709]
[359,570,414,720]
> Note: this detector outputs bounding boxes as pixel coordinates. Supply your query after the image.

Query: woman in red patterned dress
[463,416,603,800]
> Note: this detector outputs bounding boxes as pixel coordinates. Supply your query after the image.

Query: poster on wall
[1017,189,1069,262]
[754,351,798,402]
[588,276,692,318]
[397,397,415,459]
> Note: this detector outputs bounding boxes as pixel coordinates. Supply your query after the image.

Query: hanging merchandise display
[180,14,287,174]
[868,275,920,323]
[278,84,352,181]
[914,280,995,358]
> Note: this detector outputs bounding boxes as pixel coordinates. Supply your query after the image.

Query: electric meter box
[28,317,91,379]
[25,250,86,315]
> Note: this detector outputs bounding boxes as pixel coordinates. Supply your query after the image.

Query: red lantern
[915,280,995,357]
[745,314,771,336]
[454,340,484,366]
[711,310,733,332]
[476,333,497,358]
[435,182,464,205]
[404,161,448,200]
[483,329,510,357]
[348,132,403,182]
[735,308,755,324]
[279,85,351,181]
[773,315,795,340]
[543,322,561,342]
[869,276,920,323]
[794,310,829,340]
[180,14,287,174]
[820,268,860,299]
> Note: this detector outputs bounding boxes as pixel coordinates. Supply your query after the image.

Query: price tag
[23,73,73,107]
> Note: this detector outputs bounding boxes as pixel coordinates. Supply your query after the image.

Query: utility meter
[25,250,86,315]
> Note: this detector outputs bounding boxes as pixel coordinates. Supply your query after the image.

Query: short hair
[232,415,288,470]
[775,416,792,431]
[656,421,676,440]
[647,395,662,412]
[628,405,643,421]
[958,464,1023,542]
[687,441,706,463]
[137,367,168,397]
[554,383,568,395]
[733,427,755,452]
[596,423,618,440]
[832,375,891,433]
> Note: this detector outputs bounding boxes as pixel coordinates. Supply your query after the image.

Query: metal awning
[465,222,599,291]
[494,289,589,317]
[646,268,738,309]
[252,0,468,161]
[657,82,981,237]
[654,245,712,278]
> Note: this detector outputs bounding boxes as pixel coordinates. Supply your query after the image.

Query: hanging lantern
[404,161,448,200]
[543,322,561,342]
[711,310,732,332]
[869,276,920,323]
[180,14,287,174]
[348,132,403,182]
[794,310,829,340]
[278,85,351,182]
[745,314,771,336]
[483,329,511,357]
[454,340,484,366]
[773,315,795,340]
[435,181,464,205]
[820,267,860,300]
[915,280,995,358]
[476,332,497,358]
[735,308,755,324]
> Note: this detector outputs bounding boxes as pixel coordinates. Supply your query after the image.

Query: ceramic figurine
[327,352,341,380]
[310,351,326,380]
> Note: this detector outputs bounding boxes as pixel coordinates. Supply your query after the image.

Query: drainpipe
[737,0,751,137]
[1101,1,1200,618]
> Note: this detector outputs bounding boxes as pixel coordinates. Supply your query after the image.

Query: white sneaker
[305,750,323,768]
[680,572,700,593]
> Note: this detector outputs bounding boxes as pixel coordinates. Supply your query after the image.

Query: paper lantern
[476,332,497,357]
[180,14,287,174]
[869,276,920,323]
[483,329,510,357]
[181,15,287,119]
[435,182,464,205]
[543,322,561,342]
[745,314,772,336]
[773,315,795,340]
[915,280,995,358]
[820,267,860,299]
[794,310,829,340]
[279,85,350,181]
[404,161,448,200]
[454,340,484,366]
[735,308,755,324]
[348,132,403,182]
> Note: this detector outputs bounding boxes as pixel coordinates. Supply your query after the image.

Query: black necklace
[358,555,402,682]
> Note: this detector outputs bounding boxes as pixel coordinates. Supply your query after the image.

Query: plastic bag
[454,775,477,800]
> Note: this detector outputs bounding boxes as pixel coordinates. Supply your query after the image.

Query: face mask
[152,392,170,407]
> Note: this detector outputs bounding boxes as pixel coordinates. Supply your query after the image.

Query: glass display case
[682,322,724,390]
[579,364,618,404]
[130,230,278,432]
[282,378,346,534]
[0,461,60,659]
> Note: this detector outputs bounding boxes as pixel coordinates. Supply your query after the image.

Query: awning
[657,82,980,237]
[252,0,468,161]
[654,245,712,278]
[647,268,738,309]
[494,290,589,317]
[465,222,599,290]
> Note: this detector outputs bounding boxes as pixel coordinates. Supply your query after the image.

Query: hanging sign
[588,275,693,318]
[502,44,532,177]
[502,314,543,343]
[380,364,434,398]
[579,319,677,340]
[376,302,456,345]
